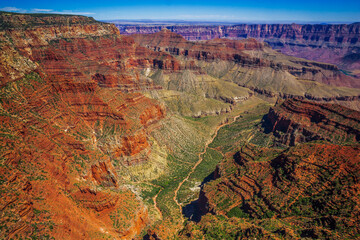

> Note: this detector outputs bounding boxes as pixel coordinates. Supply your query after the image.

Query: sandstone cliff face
[131,30,360,90]
[131,29,266,63]
[0,12,170,239]
[130,30,360,115]
[118,23,360,72]
[264,98,360,146]
[0,14,181,88]
[0,12,169,160]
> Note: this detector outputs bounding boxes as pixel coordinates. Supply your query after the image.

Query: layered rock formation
[0,12,170,239]
[181,100,360,239]
[117,23,360,73]
[131,30,360,92]
[192,143,360,239]
[132,29,264,63]
[264,98,360,145]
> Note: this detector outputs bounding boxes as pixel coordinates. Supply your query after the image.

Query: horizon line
[104,19,358,25]
[0,11,357,25]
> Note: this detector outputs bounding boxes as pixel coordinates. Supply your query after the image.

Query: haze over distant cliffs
[116,22,360,74]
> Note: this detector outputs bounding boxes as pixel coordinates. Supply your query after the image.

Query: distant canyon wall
[116,23,360,72]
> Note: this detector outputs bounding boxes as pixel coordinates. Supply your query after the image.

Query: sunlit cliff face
[119,23,360,73]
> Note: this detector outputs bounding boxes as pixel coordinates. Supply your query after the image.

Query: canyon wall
[130,30,360,93]
[180,99,360,239]
[0,12,171,239]
[117,23,360,72]
[194,143,360,239]
[264,98,360,145]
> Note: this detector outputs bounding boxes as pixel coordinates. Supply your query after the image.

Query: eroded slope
[0,12,170,239]
[131,30,360,98]
[180,99,360,239]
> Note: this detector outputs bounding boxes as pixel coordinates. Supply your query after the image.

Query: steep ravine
[178,99,360,239]
[0,12,173,239]
[174,114,241,224]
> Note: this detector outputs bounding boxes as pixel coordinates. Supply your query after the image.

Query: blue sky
[0,0,359,22]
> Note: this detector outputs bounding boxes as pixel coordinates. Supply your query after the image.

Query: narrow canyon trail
[153,189,163,219]
[173,114,241,224]
[140,182,163,219]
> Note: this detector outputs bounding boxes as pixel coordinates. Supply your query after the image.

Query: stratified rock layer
[197,143,360,239]
[0,12,168,239]
[131,30,360,89]
[118,23,360,72]
[264,98,360,145]
[181,100,360,239]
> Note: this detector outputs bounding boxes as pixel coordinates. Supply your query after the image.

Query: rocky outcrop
[72,187,149,239]
[131,30,360,89]
[0,12,167,239]
[140,104,166,127]
[0,14,181,88]
[90,160,118,187]
[197,142,360,239]
[131,29,265,62]
[118,23,360,72]
[181,98,360,239]
[116,130,149,156]
[0,11,169,160]
[264,98,360,146]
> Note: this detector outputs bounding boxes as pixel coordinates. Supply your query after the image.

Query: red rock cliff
[0,12,169,239]
[118,23,360,72]
[264,98,360,145]
[131,30,360,89]
[198,142,360,239]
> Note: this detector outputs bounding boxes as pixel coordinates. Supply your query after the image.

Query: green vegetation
[0,11,101,30]
[227,207,250,218]
[209,103,273,150]
[123,97,268,235]
[177,101,275,204]
[179,214,270,240]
